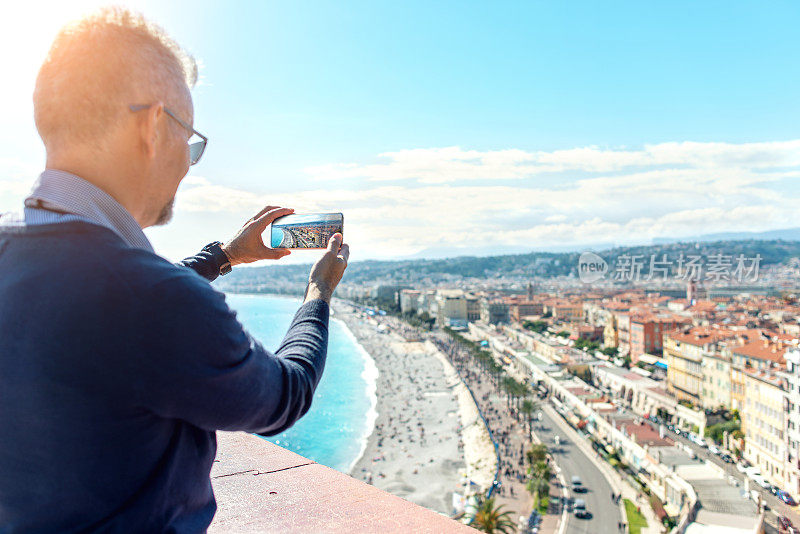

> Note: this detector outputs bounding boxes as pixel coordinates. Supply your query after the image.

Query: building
[665,327,734,407]
[729,334,788,412]
[543,298,583,323]
[480,299,509,324]
[630,313,692,362]
[399,289,421,314]
[370,284,411,303]
[508,300,543,323]
[465,294,481,322]
[783,349,800,495]
[742,369,787,488]
[701,349,732,410]
[604,315,619,349]
[434,289,467,328]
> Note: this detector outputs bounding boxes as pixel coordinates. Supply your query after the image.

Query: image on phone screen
[270,212,344,249]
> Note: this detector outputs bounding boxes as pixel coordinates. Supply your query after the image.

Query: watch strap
[202,241,232,276]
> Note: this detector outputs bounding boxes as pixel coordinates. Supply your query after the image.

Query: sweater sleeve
[174,245,229,282]
[134,273,329,435]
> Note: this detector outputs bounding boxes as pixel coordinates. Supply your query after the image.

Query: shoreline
[222,291,496,510]
[331,314,380,476]
[331,299,495,515]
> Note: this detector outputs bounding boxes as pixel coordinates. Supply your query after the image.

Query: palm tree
[520,399,537,440]
[529,460,552,481]
[525,475,551,511]
[526,443,548,466]
[501,376,517,409]
[472,496,517,534]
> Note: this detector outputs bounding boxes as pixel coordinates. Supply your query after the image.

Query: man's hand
[221,206,294,266]
[304,233,349,304]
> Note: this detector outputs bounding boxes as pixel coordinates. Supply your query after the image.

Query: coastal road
[534,407,622,534]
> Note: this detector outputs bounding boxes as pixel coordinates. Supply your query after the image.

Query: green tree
[472,496,517,534]
[520,399,537,440]
[526,443,548,466]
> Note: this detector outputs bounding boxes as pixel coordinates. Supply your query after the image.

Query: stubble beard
[153,196,175,226]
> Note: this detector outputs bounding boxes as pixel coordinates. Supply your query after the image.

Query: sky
[2,1,800,265]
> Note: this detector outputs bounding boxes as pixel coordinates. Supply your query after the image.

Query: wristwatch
[202,241,232,276]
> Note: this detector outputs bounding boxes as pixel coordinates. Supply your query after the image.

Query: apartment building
[742,369,787,488]
[664,327,733,406]
[543,298,583,323]
[399,289,421,314]
[783,349,800,495]
[434,289,467,328]
[629,313,692,362]
[730,335,789,412]
[480,299,509,325]
[701,349,733,410]
[465,294,481,322]
[507,299,543,322]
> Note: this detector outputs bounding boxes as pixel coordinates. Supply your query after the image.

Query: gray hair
[34,6,198,149]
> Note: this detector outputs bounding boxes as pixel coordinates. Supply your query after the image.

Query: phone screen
[269,212,344,249]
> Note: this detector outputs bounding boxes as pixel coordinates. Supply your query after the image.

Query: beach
[331,300,496,515]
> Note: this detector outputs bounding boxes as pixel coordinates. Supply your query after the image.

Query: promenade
[431,332,547,530]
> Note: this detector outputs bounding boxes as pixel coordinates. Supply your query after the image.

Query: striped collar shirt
[20,169,154,252]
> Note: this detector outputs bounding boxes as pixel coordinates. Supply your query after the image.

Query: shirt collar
[24,169,154,252]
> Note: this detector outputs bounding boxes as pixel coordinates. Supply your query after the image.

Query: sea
[224,293,378,474]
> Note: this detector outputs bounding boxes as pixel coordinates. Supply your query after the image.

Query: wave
[333,316,380,475]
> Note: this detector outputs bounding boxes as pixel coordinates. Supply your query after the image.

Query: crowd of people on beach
[339,306,467,514]
[342,302,541,518]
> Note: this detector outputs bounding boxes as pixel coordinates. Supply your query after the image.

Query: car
[751,475,771,490]
[778,490,798,506]
[737,461,751,473]
[573,498,590,518]
[720,454,734,464]
[778,515,794,532]
[770,485,781,496]
[572,475,587,493]
[707,444,719,455]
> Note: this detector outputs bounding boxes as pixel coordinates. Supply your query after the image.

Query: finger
[327,233,343,253]
[259,246,292,260]
[253,207,294,229]
[250,205,279,222]
[338,243,350,264]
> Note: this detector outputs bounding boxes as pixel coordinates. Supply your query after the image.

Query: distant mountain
[214,237,800,293]
[400,241,620,260]
[653,227,800,245]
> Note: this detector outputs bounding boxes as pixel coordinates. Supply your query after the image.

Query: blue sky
[2,1,800,263]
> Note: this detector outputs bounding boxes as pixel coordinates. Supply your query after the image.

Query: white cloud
[170,148,800,260]
[304,139,800,184]
[4,140,795,261]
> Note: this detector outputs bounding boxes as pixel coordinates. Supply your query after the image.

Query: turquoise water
[224,293,377,473]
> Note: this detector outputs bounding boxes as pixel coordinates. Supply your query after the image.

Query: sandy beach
[331,299,495,516]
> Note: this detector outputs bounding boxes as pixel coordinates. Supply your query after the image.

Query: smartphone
[270,212,344,249]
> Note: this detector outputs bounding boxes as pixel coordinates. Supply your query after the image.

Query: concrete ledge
[210,432,477,533]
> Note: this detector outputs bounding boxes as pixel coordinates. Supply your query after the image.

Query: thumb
[327,232,343,253]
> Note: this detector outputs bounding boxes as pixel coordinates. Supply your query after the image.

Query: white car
[736,462,749,473]
[752,475,771,489]
[745,468,764,486]
[707,444,719,455]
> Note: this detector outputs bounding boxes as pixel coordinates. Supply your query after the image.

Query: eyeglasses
[129,104,208,165]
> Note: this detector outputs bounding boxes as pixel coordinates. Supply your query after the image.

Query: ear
[139,102,164,160]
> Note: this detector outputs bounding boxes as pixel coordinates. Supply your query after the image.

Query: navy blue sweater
[0,220,330,533]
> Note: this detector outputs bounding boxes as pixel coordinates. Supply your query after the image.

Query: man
[0,7,349,532]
